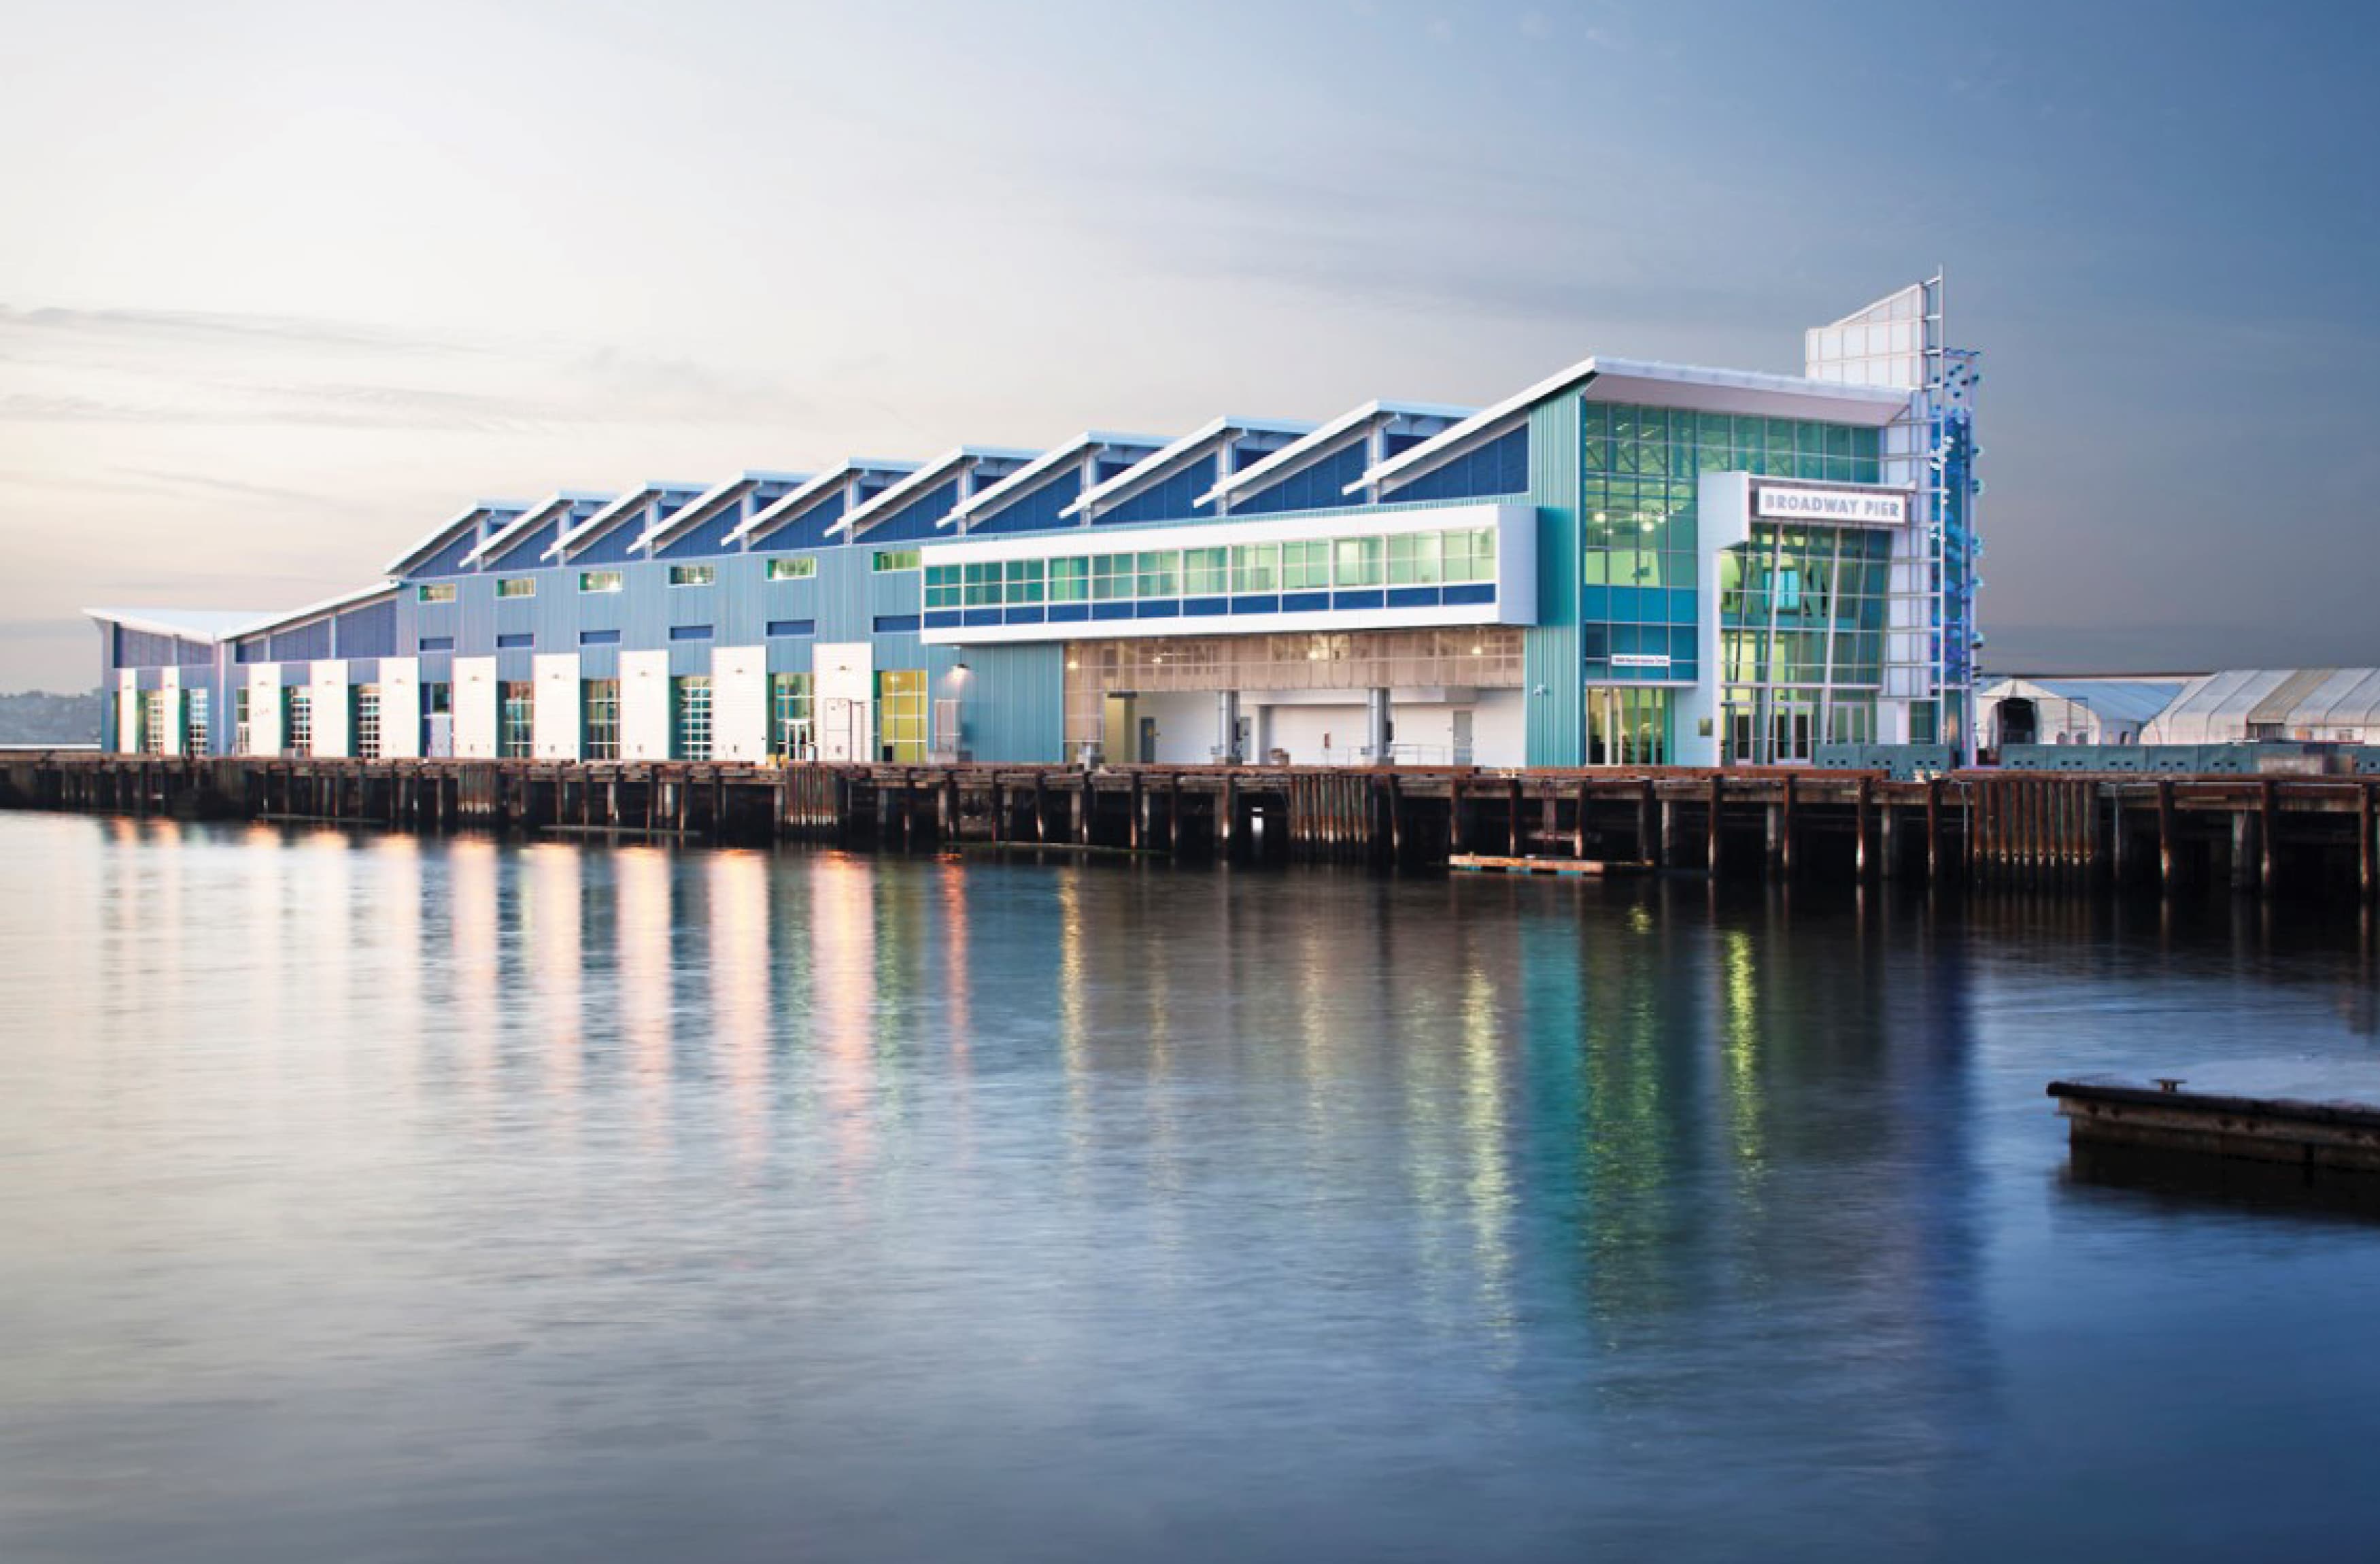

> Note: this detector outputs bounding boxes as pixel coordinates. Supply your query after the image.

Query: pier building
[88,277,1981,770]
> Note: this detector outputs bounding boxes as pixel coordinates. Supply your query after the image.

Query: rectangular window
[962,561,1000,607]
[424,682,452,717]
[1135,549,1181,598]
[580,629,622,646]
[580,571,624,594]
[766,556,817,581]
[924,564,962,610]
[1091,554,1133,601]
[668,624,714,642]
[1047,558,1089,603]
[1332,536,1383,588]
[872,549,922,573]
[1004,558,1044,605]
[417,583,456,604]
[1280,540,1331,590]
[498,681,534,759]
[141,690,167,754]
[1443,527,1497,583]
[188,690,209,755]
[668,564,715,587]
[233,687,251,754]
[1183,547,1228,596]
[672,675,713,760]
[353,685,382,760]
[496,632,533,649]
[495,577,535,598]
[1386,532,1441,586]
[770,673,813,760]
[766,619,816,638]
[418,635,455,652]
[284,686,313,756]
[583,679,621,761]
[877,669,926,763]
[1231,543,1280,594]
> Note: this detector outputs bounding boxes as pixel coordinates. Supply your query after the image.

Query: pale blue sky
[3,0,2373,688]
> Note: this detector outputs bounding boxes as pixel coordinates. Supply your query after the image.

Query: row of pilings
[4,753,2378,900]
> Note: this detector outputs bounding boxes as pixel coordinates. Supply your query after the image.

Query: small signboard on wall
[1752,485,1909,525]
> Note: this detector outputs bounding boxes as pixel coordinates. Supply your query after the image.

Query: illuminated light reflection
[615,847,675,1141]
[529,843,584,1107]
[710,851,770,1173]
[810,855,877,1173]
[373,833,426,1102]
[1461,964,1516,1348]
[447,836,502,1103]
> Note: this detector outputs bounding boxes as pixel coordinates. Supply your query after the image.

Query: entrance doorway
[1585,687,1670,766]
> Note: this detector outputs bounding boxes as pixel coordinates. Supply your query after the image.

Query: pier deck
[3,751,2378,896]
[2050,1064,2380,1174]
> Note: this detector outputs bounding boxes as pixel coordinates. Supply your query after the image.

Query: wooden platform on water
[2050,1064,2380,1174]
[1448,854,1652,877]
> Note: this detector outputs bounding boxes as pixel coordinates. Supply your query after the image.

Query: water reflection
[11,815,2380,1563]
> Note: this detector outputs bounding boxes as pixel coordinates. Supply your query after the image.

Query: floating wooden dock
[1448,854,1649,877]
[3,751,2378,897]
[2050,1064,2380,1174]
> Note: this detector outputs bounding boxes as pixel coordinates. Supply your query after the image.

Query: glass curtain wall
[770,673,814,760]
[498,683,534,759]
[1717,524,1890,764]
[583,681,621,760]
[877,670,926,762]
[672,676,713,761]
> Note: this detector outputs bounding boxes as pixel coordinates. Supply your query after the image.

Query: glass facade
[1718,525,1892,765]
[498,682,533,758]
[877,670,926,762]
[354,685,381,760]
[672,676,712,760]
[283,687,311,756]
[187,690,208,755]
[583,680,620,761]
[770,673,813,760]
[925,526,1496,611]
[233,687,250,754]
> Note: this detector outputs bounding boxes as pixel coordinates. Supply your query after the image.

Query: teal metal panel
[1523,396,1582,766]
[959,643,1065,762]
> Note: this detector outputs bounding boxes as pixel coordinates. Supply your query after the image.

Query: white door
[813,643,872,763]
[311,661,350,758]
[533,653,581,760]
[620,649,671,760]
[249,666,283,755]
[380,658,422,759]
[452,657,498,759]
[712,646,769,762]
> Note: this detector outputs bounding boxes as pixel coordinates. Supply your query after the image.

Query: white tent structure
[2141,668,2380,746]
[1979,675,2190,749]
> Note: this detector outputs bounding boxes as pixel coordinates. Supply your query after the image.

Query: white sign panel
[1611,653,1672,669]
[1754,485,1908,526]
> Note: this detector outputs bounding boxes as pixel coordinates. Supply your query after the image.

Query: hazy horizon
[5,0,2375,690]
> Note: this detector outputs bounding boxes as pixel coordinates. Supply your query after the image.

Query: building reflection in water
[809,853,877,1174]
[614,847,674,1146]
[709,849,770,1174]
[526,843,583,1108]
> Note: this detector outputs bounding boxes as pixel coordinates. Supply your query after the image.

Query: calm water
[5,813,2380,1563]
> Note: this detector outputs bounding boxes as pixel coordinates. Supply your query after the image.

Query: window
[770,673,813,760]
[1136,549,1181,598]
[767,556,817,581]
[669,564,715,587]
[673,676,713,760]
[1231,543,1280,594]
[233,687,251,754]
[877,670,926,762]
[353,686,382,760]
[424,682,453,717]
[1386,532,1441,586]
[284,686,313,756]
[140,690,167,754]
[495,577,535,598]
[1091,554,1133,601]
[873,549,922,573]
[1442,528,1497,583]
[583,680,621,761]
[498,682,534,758]
[1333,537,1383,588]
[187,690,209,755]
[1183,547,1228,596]
[580,571,624,594]
[1280,540,1331,590]
[924,564,961,609]
[963,561,1001,607]
[496,632,533,649]
[1004,558,1044,605]
[1048,558,1089,602]
[418,583,456,603]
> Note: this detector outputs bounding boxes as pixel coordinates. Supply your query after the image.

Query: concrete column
[1216,691,1241,764]
[1365,688,1391,764]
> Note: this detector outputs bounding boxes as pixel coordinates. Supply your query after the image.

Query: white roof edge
[729,458,923,543]
[1206,400,1477,506]
[543,481,704,562]
[632,470,812,554]
[1061,415,1316,519]
[84,607,271,644]
[383,500,521,577]
[228,580,401,639]
[945,431,1173,526]
[828,448,1039,538]
[461,490,600,567]
[1355,355,1913,495]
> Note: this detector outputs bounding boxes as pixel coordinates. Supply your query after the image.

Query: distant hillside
[0,690,102,745]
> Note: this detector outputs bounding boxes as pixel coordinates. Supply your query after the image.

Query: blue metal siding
[1232,441,1367,516]
[111,627,215,668]
[962,643,1064,761]
[758,491,846,552]
[410,528,482,579]
[856,479,960,545]
[573,502,649,566]
[1397,426,1529,503]
[973,468,1084,537]
[269,619,333,663]
[486,520,560,573]
[1099,454,1216,525]
[656,503,745,560]
[335,600,396,659]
